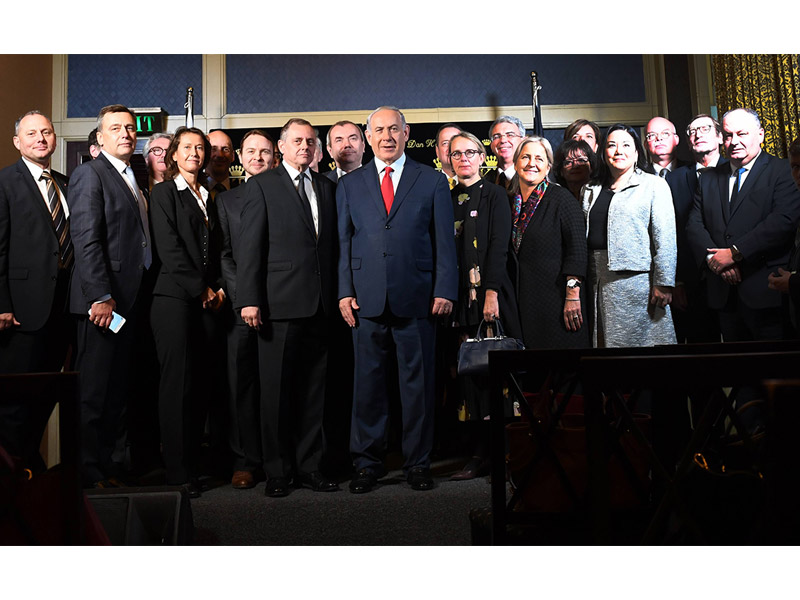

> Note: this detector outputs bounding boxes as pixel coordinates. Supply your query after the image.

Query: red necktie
[381,166,394,214]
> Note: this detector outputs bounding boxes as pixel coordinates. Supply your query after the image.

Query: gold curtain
[711,54,800,158]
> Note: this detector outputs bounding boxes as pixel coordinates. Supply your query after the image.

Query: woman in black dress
[448,131,520,480]
[509,136,590,349]
[150,127,227,496]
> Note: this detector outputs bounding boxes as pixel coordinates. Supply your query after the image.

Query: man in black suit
[217,129,275,489]
[68,104,154,487]
[687,107,800,342]
[0,110,73,471]
[666,114,725,343]
[236,118,339,497]
[486,115,525,189]
[324,120,365,183]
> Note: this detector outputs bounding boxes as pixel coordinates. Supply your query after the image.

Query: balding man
[645,116,688,176]
[0,110,73,471]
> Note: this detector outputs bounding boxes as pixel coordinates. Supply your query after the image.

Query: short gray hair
[366,106,407,133]
[143,132,173,158]
[723,107,762,129]
[489,115,526,139]
[14,110,50,136]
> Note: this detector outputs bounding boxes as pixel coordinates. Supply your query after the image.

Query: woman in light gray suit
[581,123,677,348]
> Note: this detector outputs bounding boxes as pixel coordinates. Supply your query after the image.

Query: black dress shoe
[296,471,340,492]
[349,469,379,494]
[408,466,434,491]
[265,476,291,498]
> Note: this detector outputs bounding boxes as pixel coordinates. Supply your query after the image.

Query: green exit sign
[131,108,166,135]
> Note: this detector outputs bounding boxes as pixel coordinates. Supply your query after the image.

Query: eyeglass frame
[644,130,677,142]
[449,149,483,160]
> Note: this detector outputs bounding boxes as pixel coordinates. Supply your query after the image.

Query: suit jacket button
[142,241,147,247]
[385,225,390,229]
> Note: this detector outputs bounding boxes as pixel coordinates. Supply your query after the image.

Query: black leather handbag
[457,318,525,376]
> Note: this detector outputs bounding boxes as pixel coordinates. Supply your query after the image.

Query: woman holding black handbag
[448,131,521,480]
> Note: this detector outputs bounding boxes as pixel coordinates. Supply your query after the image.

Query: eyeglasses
[450,149,482,160]
[491,132,522,142]
[149,147,166,156]
[563,157,589,168]
[686,124,715,138]
[645,130,676,142]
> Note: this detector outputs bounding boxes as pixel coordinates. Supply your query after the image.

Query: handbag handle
[474,317,506,341]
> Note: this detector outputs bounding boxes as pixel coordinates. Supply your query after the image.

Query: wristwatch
[731,245,744,263]
[566,278,581,289]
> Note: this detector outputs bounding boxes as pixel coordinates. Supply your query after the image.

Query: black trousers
[227,312,261,473]
[255,307,329,479]
[151,295,226,484]
[75,296,143,486]
[0,269,72,472]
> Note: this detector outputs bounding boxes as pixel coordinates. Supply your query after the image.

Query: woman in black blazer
[149,127,226,495]
[448,131,521,480]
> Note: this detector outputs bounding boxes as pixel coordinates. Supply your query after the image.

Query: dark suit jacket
[149,180,224,301]
[336,157,457,319]
[666,158,728,285]
[324,170,339,184]
[68,153,151,316]
[0,159,69,331]
[235,164,337,319]
[217,183,247,305]
[686,150,800,309]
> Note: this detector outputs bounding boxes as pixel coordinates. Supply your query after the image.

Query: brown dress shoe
[231,470,255,489]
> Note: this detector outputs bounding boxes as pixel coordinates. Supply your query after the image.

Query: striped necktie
[40,171,73,269]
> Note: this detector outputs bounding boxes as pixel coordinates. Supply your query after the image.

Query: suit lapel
[389,158,420,219]
[716,165,731,224]
[729,151,768,219]
[98,153,140,216]
[15,159,57,233]
[363,160,387,219]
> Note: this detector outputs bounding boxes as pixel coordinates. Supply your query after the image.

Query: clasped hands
[707,247,741,285]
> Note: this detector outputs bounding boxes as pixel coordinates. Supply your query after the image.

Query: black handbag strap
[475,317,506,340]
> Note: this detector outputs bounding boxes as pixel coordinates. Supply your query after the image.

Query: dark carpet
[190,458,490,545]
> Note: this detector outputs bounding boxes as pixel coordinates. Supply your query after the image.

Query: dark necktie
[296,172,316,235]
[659,168,668,178]
[210,182,226,203]
[40,171,73,269]
[381,166,394,214]
[730,167,746,205]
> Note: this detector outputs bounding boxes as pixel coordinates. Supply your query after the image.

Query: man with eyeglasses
[143,133,172,191]
[665,114,725,343]
[645,116,688,176]
[486,115,526,189]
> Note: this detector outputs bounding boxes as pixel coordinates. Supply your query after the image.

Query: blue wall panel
[226,55,646,114]
[67,55,202,118]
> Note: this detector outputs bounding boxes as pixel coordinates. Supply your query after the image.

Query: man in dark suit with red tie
[337,106,457,493]
[0,110,73,471]
[236,118,339,498]
[68,104,154,487]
